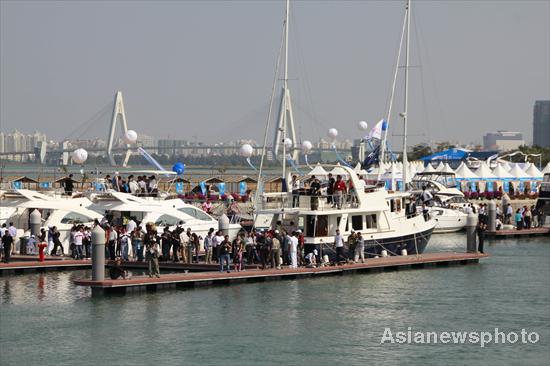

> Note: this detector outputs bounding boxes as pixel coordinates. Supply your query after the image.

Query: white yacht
[256,166,435,257]
[410,172,468,233]
[88,191,242,241]
[0,189,103,252]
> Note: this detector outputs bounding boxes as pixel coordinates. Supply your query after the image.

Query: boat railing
[259,192,360,211]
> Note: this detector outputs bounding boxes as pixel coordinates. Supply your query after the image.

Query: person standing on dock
[131,226,144,262]
[8,222,17,255]
[476,220,486,254]
[204,228,214,264]
[289,232,299,269]
[347,231,357,260]
[505,204,513,224]
[2,230,13,263]
[178,228,189,264]
[219,235,232,273]
[161,227,171,261]
[145,224,160,278]
[515,209,523,230]
[271,231,282,269]
[73,226,84,260]
[354,232,365,263]
[107,225,117,260]
[334,229,345,264]
[171,229,180,263]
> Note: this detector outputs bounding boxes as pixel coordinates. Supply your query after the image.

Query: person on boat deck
[291,175,301,208]
[422,204,430,222]
[334,175,347,209]
[420,186,433,206]
[202,199,213,214]
[326,173,335,205]
[128,175,140,195]
[334,229,345,264]
[309,176,321,210]
[62,174,74,196]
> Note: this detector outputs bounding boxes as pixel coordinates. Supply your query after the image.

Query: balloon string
[332,145,351,167]
[246,157,258,171]
[286,154,302,174]
[304,154,313,169]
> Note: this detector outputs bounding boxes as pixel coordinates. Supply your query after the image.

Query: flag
[217,182,225,196]
[368,119,386,140]
[199,181,207,195]
[175,182,184,194]
[239,181,247,195]
[363,144,381,169]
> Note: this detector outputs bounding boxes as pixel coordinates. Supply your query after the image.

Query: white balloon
[301,140,313,153]
[327,128,338,139]
[122,130,138,144]
[71,148,88,164]
[240,144,254,158]
[284,138,293,149]
[358,121,368,131]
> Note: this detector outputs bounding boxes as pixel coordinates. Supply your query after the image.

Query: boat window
[351,215,363,231]
[315,215,328,237]
[178,207,212,221]
[366,214,377,229]
[61,212,93,224]
[390,199,395,212]
[155,215,180,227]
[305,215,316,236]
[395,199,401,212]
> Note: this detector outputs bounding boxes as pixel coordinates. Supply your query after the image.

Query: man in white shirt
[8,222,17,254]
[334,229,345,264]
[128,175,140,195]
[179,228,189,263]
[420,186,433,205]
[73,227,84,259]
[289,232,299,268]
[126,217,137,234]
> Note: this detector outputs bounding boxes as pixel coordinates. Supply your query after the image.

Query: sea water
[1,234,549,365]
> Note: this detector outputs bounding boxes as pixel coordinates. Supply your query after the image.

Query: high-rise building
[533,100,550,147]
[483,131,524,151]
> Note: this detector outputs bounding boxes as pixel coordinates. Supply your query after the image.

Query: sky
[1,0,549,149]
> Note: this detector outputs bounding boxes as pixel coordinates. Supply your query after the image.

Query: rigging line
[413,8,447,138]
[61,101,112,141]
[289,4,319,140]
[412,10,432,144]
[254,11,286,207]
[73,106,112,141]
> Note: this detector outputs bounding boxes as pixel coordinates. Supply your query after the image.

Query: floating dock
[74,252,488,296]
[486,227,549,239]
[0,258,92,275]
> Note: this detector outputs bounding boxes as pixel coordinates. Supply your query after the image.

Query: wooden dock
[0,259,92,275]
[486,227,549,239]
[74,252,488,296]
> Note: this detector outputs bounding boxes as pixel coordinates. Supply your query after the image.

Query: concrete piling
[488,200,496,232]
[30,209,42,238]
[92,225,105,281]
[466,213,478,253]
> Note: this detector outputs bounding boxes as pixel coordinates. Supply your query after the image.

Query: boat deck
[0,258,91,274]
[74,251,488,296]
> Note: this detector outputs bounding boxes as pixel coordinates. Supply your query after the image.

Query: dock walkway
[74,252,488,296]
[486,227,549,239]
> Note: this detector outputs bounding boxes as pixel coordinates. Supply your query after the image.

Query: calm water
[1,234,549,366]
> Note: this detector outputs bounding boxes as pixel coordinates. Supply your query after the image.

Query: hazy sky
[1,0,549,148]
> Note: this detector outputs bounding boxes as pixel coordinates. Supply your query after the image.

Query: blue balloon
[172,162,185,175]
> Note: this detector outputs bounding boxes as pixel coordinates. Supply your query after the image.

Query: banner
[39,182,51,189]
[175,182,184,194]
[239,181,247,196]
[531,182,538,193]
[518,181,524,193]
[487,182,494,192]
[217,182,225,196]
[12,181,22,189]
[199,181,207,195]
[470,181,477,193]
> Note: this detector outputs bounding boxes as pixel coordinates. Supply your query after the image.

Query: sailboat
[253,0,435,259]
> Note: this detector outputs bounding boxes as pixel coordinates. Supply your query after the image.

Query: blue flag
[175,182,184,194]
[217,182,225,196]
[199,181,207,195]
[12,181,22,189]
[239,181,247,196]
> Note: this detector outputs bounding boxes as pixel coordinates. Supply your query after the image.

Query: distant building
[483,131,524,151]
[533,100,550,147]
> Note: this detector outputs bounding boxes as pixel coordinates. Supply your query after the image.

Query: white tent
[435,162,445,172]
[474,162,496,179]
[455,164,478,180]
[440,163,456,175]
[308,163,328,178]
[423,164,436,173]
[525,164,543,179]
[509,164,531,179]
[492,164,514,179]
[542,162,550,174]
[329,163,349,177]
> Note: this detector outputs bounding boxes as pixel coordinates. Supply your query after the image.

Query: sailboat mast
[401,0,411,190]
[281,0,290,187]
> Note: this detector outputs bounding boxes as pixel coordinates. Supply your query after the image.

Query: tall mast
[282,0,290,185]
[379,6,407,172]
[401,0,411,190]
